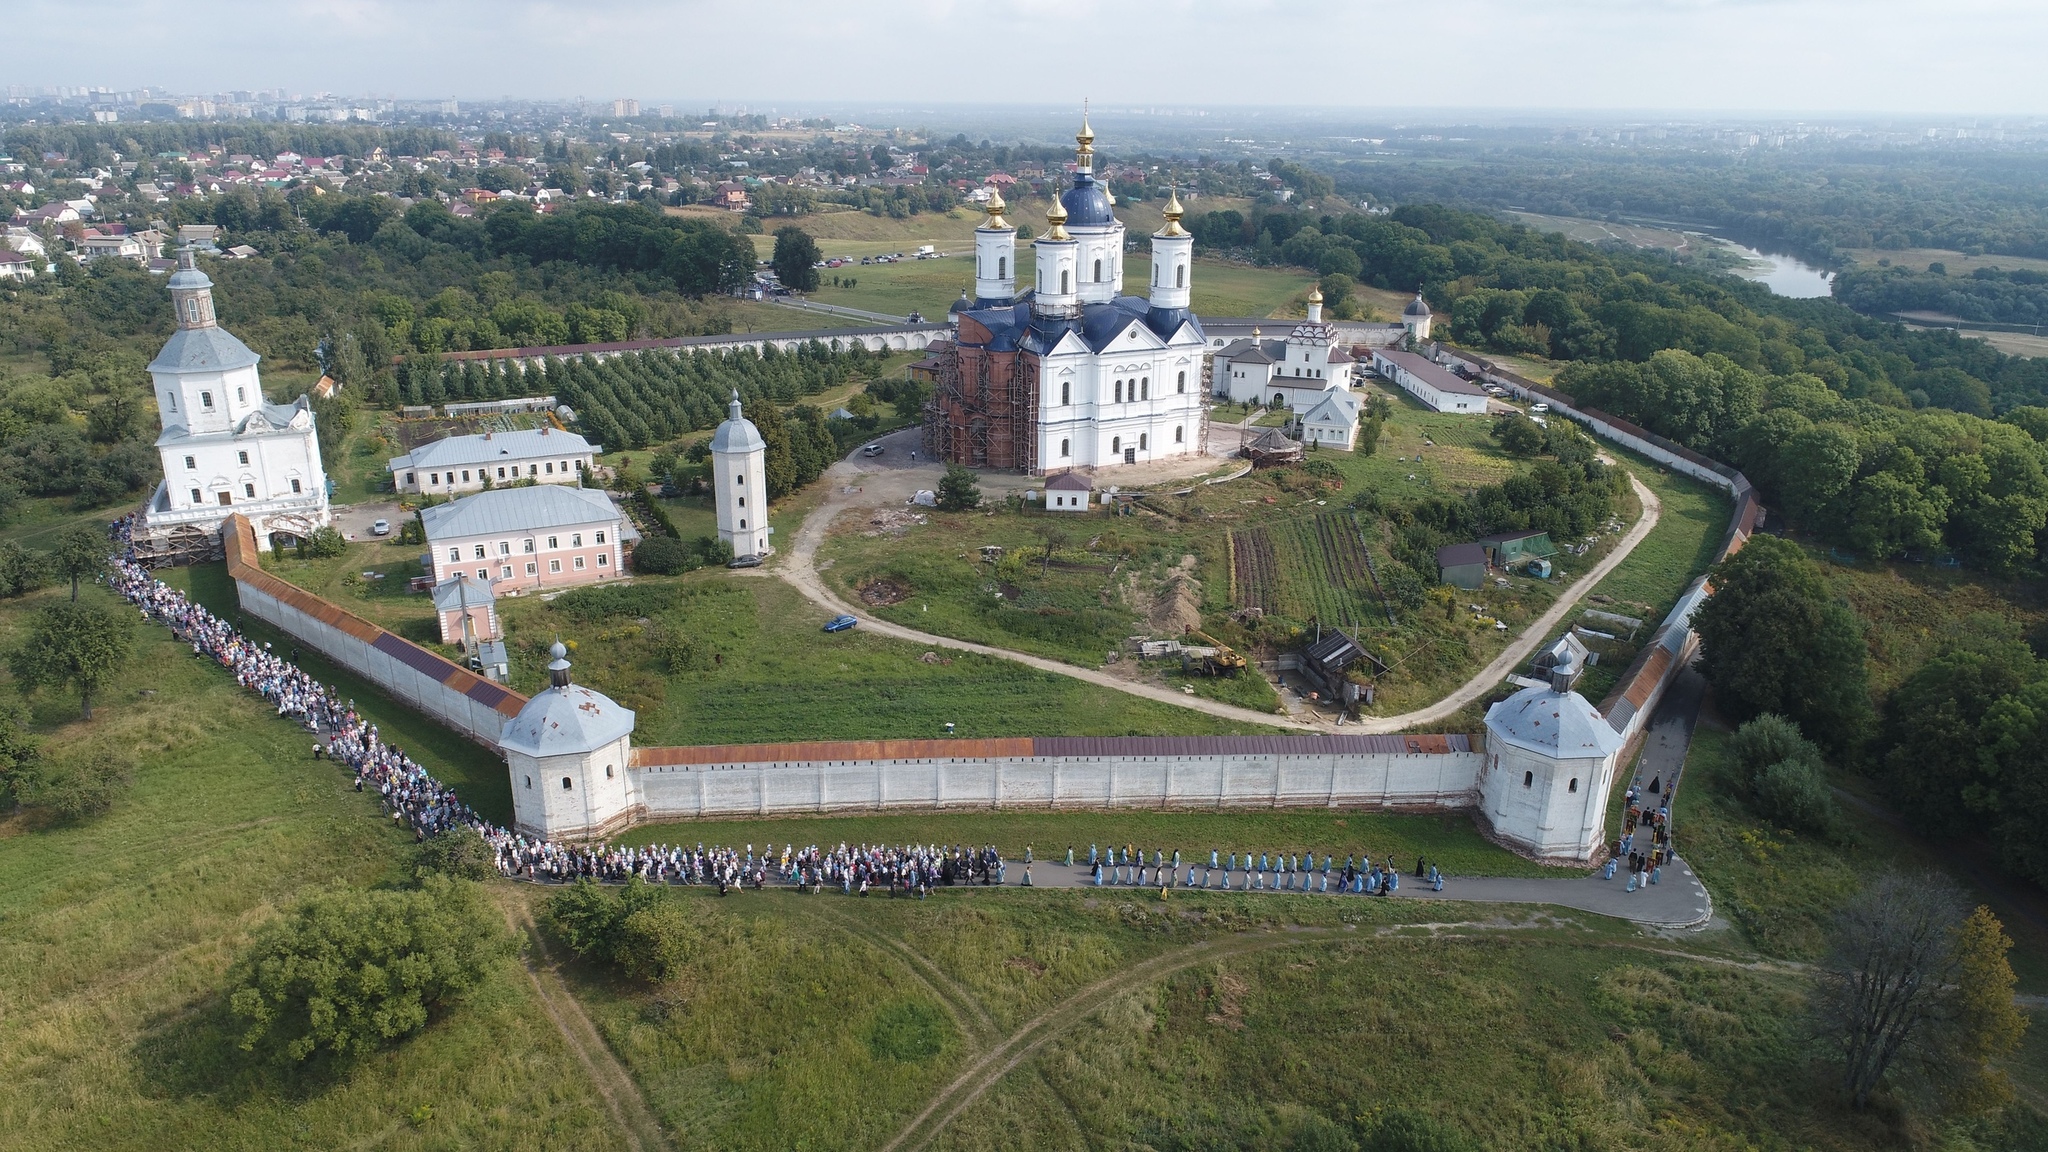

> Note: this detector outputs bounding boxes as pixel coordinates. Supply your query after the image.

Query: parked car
[823,614,859,633]
[370,519,391,536]
[904,311,924,323]
[1530,402,1550,414]
[861,443,885,457]
[727,554,764,569]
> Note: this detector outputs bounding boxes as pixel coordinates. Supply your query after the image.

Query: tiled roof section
[222,514,528,718]
[631,733,1471,767]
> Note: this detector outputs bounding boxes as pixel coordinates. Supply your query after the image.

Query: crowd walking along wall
[223,514,528,747]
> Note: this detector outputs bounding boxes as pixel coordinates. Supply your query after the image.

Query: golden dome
[1308,285,1324,304]
[1156,184,1189,238]
[1076,104,1095,162]
[982,187,1009,229]
[1046,197,1070,241]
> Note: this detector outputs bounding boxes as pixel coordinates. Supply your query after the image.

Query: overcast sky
[16,0,2047,117]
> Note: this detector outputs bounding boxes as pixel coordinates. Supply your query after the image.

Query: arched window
[1176,263,1186,288]
[998,255,1007,279]
[1523,770,1534,788]
[1060,380,1070,405]
[1139,433,1148,450]
[739,518,747,529]
[1060,269,1070,294]
[1114,380,1122,403]
[1141,378,1149,399]
[607,765,615,779]
[1093,258,1102,282]
[1152,265,1158,286]
[1569,777,1579,793]
[1174,425,1184,443]
[166,393,176,412]
[562,776,574,790]
[524,776,532,789]
[201,391,214,410]
[1111,436,1121,454]
[1060,438,1070,457]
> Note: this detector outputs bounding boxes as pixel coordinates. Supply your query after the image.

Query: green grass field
[801,250,1314,321]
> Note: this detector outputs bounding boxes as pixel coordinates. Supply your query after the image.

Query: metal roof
[432,572,497,612]
[1485,685,1624,760]
[149,324,261,374]
[390,427,594,473]
[632,733,1473,767]
[1436,542,1488,569]
[420,485,620,541]
[1376,349,1487,397]
[500,683,636,757]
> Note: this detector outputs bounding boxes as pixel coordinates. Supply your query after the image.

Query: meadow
[800,249,1316,322]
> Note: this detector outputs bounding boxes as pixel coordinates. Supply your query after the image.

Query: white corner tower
[1478,643,1626,861]
[1148,187,1193,325]
[974,188,1017,305]
[1061,110,1125,306]
[710,390,771,558]
[1402,291,1433,341]
[1033,197,1079,320]
[502,641,639,839]
[142,248,330,552]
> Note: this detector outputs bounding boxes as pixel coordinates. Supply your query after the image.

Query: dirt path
[878,927,1339,1152]
[502,897,669,1152]
[777,459,1661,735]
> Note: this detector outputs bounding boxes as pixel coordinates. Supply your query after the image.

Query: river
[1713,240,1835,298]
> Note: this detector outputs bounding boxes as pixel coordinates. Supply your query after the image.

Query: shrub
[631,535,692,575]
[1753,757,1840,836]
[228,877,510,1068]
[615,898,702,983]
[21,750,134,820]
[937,464,981,511]
[300,525,347,559]
[540,875,665,969]
[414,825,496,882]
[1729,712,1817,789]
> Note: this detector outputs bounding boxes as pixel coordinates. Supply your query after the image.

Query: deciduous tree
[1694,536,1869,754]
[9,598,132,719]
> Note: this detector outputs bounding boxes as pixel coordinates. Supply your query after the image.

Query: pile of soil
[859,577,911,606]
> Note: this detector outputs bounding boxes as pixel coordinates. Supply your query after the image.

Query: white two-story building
[420,485,629,593]
[388,427,600,495]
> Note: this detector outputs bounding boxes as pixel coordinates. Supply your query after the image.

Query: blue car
[823,615,859,633]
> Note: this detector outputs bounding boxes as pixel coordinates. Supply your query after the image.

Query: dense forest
[1328,149,2048,265]
[1833,263,2048,327]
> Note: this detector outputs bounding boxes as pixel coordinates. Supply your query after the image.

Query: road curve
[774,461,1660,735]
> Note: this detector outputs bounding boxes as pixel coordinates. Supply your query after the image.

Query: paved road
[774,450,1663,734]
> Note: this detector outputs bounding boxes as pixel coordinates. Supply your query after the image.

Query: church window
[1569,778,1579,793]
[1174,426,1184,443]
[562,776,573,790]
[1139,433,1148,451]
[243,483,255,498]
[1177,371,1186,392]
[189,488,202,504]
[1176,263,1185,288]
[739,518,747,529]
[184,455,196,470]
[738,497,745,507]
[238,451,248,465]
[236,387,245,403]
[1093,258,1102,282]
[545,462,554,474]
[736,474,744,485]
[290,479,301,494]
[166,393,176,412]
[1111,436,1121,454]
[524,776,531,789]
[1060,438,1070,457]
[473,544,487,559]
[1524,770,1534,788]
[549,559,561,573]
[1061,381,1069,405]
[201,391,214,410]
[998,255,1006,279]
[185,299,200,323]
[1060,269,1070,294]
[1114,380,1122,403]
[1141,378,1149,399]
[606,765,614,779]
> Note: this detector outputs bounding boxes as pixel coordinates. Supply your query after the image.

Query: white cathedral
[142,249,329,552]
[928,115,1210,474]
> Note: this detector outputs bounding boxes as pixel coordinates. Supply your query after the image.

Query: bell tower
[974,188,1016,305]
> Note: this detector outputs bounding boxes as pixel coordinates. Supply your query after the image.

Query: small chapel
[136,248,330,560]
[926,115,1210,474]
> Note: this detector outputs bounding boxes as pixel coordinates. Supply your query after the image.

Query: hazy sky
[17,0,2048,116]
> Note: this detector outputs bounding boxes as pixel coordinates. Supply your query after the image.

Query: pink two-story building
[420,485,628,593]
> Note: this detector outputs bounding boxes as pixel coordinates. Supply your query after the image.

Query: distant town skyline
[8,0,2047,117]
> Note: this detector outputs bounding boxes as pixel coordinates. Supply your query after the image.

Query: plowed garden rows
[1230,527,1279,613]
[1233,514,1383,629]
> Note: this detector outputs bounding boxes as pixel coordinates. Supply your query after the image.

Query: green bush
[414,825,496,882]
[228,877,510,1068]
[1753,757,1840,836]
[539,875,665,969]
[631,535,693,575]
[937,464,981,511]
[300,525,347,559]
[22,750,135,820]
[615,898,702,983]
[1728,712,1816,789]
